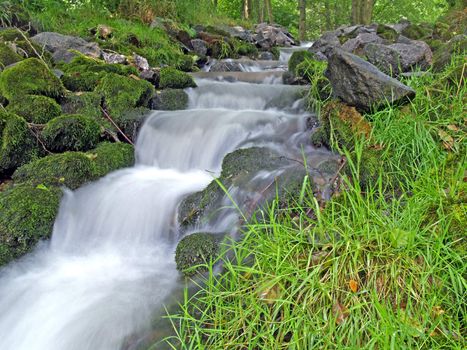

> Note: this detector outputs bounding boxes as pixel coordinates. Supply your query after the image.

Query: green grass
[164,56,466,349]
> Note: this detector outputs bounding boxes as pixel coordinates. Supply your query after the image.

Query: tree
[299,0,307,40]
[352,0,374,25]
[243,0,252,19]
[265,0,274,23]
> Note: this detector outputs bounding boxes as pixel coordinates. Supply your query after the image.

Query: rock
[150,89,188,110]
[175,232,219,276]
[0,42,22,69]
[190,39,208,57]
[87,142,135,178]
[60,92,102,119]
[132,54,150,71]
[341,33,384,55]
[376,24,399,42]
[6,94,61,123]
[389,40,432,71]
[0,58,64,100]
[209,60,243,72]
[364,43,402,76]
[112,107,150,143]
[102,51,126,65]
[159,67,196,89]
[254,23,295,49]
[176,30,193,49]
[401,22,433,41]
[432,35,467,72]
[0,184,62,266]
[309,31,341,56]
[258,51,274,60]
[31,32,102,63]
[41,114,101,152]
[139,68,160,87]
[288,51,321,74]
[0,110,39,174]
[13,152,96,190]
[325,48,416,111]
[95,73,155,116]
[0,28,27,42]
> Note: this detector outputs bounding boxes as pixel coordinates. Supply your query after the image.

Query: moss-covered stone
[175,232,219,276]
[111,107,150,142]
[0,42,22,69]
[0,58,65,100]
[270,47,281,60]
[208,39,234,59]
[401,23,434,41]
[295,58,331,100]
[0,110,39,174]
[62,55,138,76]
[60,92,102,119]
[87,142,134,177]
[151,89,188,110]
[234,41,258,58]
[42,114,101,152]
[432,35,467,72]
[13,151,96,190]
[95,73,155,116]
[176,55,195,72]
[0,183,62,265]
[376,24,399,43]
[159,67,196,89]
[0,28,28,42]
[6,95,61,123]
[61,71,104,92]
[288,50,316,74]
[311,101,382,188]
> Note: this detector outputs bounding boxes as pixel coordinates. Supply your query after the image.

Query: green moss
[6,95,61,124]
[176,55,195,72]
[432,35,467,72]
[14,40,53,63]
[111,107,150,142]
[159,67,196,89]
[0,183,62,265]
[234,40,258,58]
[152,89,188,110]
[175,232,219,276]
[401,23,433,41]
[0,28,28,42]
[376,24,399,43]
[61,72,104,92]
[288,50,316,74]
[0,43,22,69]
[270,47,281,60]
[62,55,137,76]
[95,73,155,116]
[295,58,331,100]
[209,39,234,59]
[0,58,64,100]
[87,142,134,177]
[61,92,102,119]
[13,151,96,190]
[42,114,101,152]
[0,110,38,174]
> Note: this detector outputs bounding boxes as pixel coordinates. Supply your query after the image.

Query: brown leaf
[332,302,349,325]
[258,283,281,305]
[349,279,358,293]
[447,124,459,132]
[438,130,454,150]
[432,306,445,317]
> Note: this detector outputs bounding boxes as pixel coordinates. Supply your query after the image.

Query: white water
[0,48,332,350]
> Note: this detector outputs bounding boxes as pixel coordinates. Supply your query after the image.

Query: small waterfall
[0,44,333,350]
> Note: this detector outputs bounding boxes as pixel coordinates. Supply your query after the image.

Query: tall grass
[165,56,466,349]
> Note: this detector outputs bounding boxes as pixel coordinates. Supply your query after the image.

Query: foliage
[0,183,62,266]
[6,95,61,124]
[41,114,101,152]
[0,109,38,174]
[0,58,64,100]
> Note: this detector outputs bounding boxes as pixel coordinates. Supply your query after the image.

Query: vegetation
[159,67,197,90]
[6,95,62,124]
[88,142,134,177]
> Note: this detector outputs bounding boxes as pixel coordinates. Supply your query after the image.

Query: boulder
[325,48,416,111]
[139,68,160,87]
[341,33,384,55]
[0,42,22,69]
[364,43,402,76]
[6,94,61,124]
[258,51,275,60]
[190,39,208,57]
[60,92,102,119]
[175,232,219,276]
[432,35,467,72]
[159,67,196,89]
[150,89,188,110]
[31,32,102,63]
[209,60,243,72]
[389,40,432,71]
[254,23,295,49]
[131,53,149,71]
[87,142,135,178]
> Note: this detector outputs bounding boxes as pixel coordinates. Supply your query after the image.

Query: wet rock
[159,67,196,89]
[132,53,150,71]
[190,39,208,57]
[175,232,219,276]
[255,23,295,49]
[209,60,243,72]
[325,48,416,111]
[102,51,126,65]
[258,51,275,60]
[139,68,160,87]
[31,32,102,63]
[150,89,188,110]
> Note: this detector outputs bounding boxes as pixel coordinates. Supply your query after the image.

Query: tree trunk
[352,0,374,25]
[324,0,331,30]
[243,0,249,19]
[265,0,274,23]
[298,0,306,41]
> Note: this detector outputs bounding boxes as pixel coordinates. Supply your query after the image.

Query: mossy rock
[432,35,467,72]
[60,91,102,119]
[13,151,96,190]
[6,95,61,123]
[151,89,188,110]
[295,58,331,99]
[0,183,62,266]
[234,41,258,58]
[61,71,105,92]
[401,23,434,41]
[0,58,65,100]
[0,42,22,69]
[175,55,195,72]
[311,100,382,188]
[87,142,134,177]
[288,50,316,74]
[208,39,234,59]
[0,110,39,174]
[0,28,28,42]
[159,67,196,89]
[62,55,137,77]
[42,114,101,152]
[175,232,219,276]
[376,24,399,43]
[95,73,155,116]
[112,107,150,142]
[270,47,281,60]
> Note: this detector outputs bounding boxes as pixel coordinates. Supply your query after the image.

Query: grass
[164,56,466,349]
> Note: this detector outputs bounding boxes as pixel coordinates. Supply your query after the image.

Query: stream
[0,45,336,350]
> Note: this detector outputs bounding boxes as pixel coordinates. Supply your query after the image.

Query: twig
[18,27,47,65]
[28,125,52,155]
[100,107,134,145]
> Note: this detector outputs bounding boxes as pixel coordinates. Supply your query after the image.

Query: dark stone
[325,48,416,111]
[177,30,193,49]
[209,60,243,72]
[341,33,384,55]
[389,40,432,71]
[364,43,402,76]
[175,232,219,276]
[139,68,160,88]
[150,89,188,110]
[190,39,208,57]
[258,51,274,60]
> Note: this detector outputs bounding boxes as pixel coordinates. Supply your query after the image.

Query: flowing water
[0,46,335,350]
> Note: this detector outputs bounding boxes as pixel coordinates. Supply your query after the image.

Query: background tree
[298,0,306,40]
[352,0,375,25]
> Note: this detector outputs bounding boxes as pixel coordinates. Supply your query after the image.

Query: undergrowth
[164,56,466,349]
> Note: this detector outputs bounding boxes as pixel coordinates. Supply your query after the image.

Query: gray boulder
[190,39,208,57]
[364,43,402,76]
[342,32,384,55]
[209,60,243,72]
[255,23,295,49]
[325,48,416,111]
[31,32,102,63]
[389,40,432,71]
